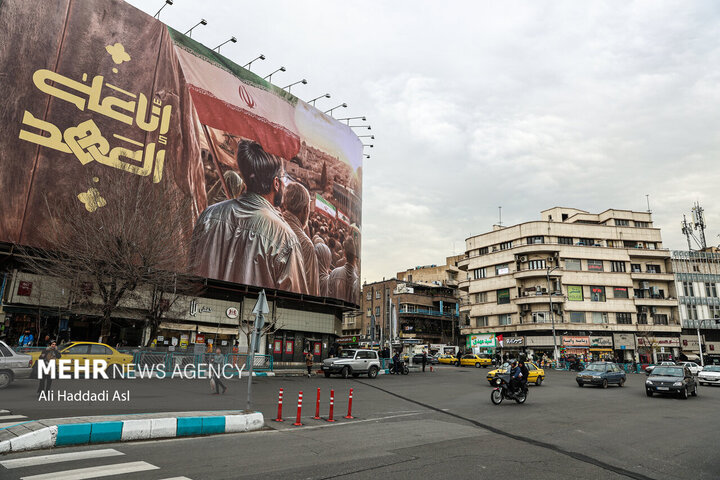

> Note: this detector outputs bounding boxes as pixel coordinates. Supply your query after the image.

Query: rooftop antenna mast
[681,215,695,251]
[692,202,708,250]
[498,206,503,227]
[645,194,652,214]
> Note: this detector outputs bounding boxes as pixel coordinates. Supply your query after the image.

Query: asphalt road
[2,365,719,479]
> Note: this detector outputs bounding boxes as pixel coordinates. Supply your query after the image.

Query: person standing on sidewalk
[305,350,314,377]
[211,348,227,395]
[421,350,428,372]
[37,340,61,397]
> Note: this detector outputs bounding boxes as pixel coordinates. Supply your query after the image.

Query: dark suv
[645,365,697,399]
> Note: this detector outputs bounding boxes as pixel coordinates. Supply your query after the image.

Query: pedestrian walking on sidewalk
[211,348,227,395]
[421,351,427,372]
[37,340,61,397]
[305,351,314,377]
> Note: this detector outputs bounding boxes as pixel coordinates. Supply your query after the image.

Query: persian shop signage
[468,333,496,348]
[590,336,613,347]
[562,336,590,347]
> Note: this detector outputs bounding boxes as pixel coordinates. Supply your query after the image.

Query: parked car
[28,341,133,376]
[0,340,33,388]
[437,354,458,365]
[459,354,492,368]
[487,362,545,386]
[411,353,438,365]
[576,362,626,388]
[677,361,703,375]
[321,349,381,379]
[697,365,720,386]
[645,365,697,399]
[645,361,676,374]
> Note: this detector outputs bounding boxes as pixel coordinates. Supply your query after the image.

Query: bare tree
[19,173,197,344]
[238,303,284,355]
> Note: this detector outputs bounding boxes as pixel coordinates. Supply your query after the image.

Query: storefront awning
[159,322,196,332]
[197,325,238,336]
[590,348,613,352]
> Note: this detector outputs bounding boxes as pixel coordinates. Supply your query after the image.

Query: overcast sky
[128,0,720,283]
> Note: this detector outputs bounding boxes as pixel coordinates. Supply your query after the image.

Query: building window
[705,283,718,298]
[709,305,720,319]
[375,306,380,316]
[498,314,512,325]
[611,261,626,273]
[558,236,573,245]
[615,219,630,226]
[527,259,546,270]
[646,264,660,274]
[474,316,489,327]
[587,260,604,271]
[475,292,487,303]
[687,305,698,320]
[532,312,548,323]
[637,313,648,324]
[366,292,371,301]
[527,236,544,244]
[631,264,642,273]
[592,312,608,324]
[653,314,669,325]
[495,264,510,275]
[565,258,582,271]
[499,241,513,251]
[478,247,488,255]
[567,285,583,301]
[590,286,606,302]
[579,238,596,246]
[612,287,629,299]
[570,312,585,323]
[647,242,657,250]
[497,288,510,304]
[375,291,381,299]
[616,312,632,324]
[473,268,486,280]
[683,281,694,297]
[366,309,371,317]
[635,221,649,228]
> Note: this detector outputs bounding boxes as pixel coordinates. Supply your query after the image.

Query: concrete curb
[0,412,263,454]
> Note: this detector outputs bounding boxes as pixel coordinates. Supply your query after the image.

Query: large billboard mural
[0,0,362,305]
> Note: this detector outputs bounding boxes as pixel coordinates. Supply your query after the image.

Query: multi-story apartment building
[671,249,720,364]
[459,207,681,363]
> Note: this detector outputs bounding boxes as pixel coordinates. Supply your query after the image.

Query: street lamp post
[546,265,560,365]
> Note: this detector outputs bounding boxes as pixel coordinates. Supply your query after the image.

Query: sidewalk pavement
[0,410,264,454]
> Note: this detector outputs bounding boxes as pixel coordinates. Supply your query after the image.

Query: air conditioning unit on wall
[518,256,527,262]
[521,304,531,312]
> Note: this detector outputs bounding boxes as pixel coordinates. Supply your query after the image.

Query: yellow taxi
[30,341,133,376]
[437,354,458,365]
[487,362,545,386]
[459,354,492,368]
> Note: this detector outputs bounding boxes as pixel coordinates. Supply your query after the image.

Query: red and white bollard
[327,389,335,422]
[293,391,303,426]
[274,388,284,422]
[313,387,321,420]
[344,388,354,419]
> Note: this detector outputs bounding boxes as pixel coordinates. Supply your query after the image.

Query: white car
[0,340,33,388]
[677,361,703,375]
[698,365,720,386]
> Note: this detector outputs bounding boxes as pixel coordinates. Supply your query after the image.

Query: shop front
[705,342,720,365]
[680,335,702,362]
[525,335,559,360]
[613,333,636,362]
[562,336,590,360]
[636,336,680,363]
[501,336,525,356]
[589,336,614,361]
[467,333,496,355]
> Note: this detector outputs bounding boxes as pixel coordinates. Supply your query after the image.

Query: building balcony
[626,248,671,258]
[398,307,458,319]
[515,293,564,305]
[633,297,678,307]
[630,272,675,282]
[514,269,560,280]
[510,244,562,256]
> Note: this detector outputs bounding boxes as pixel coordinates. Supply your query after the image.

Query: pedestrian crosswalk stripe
[0,415,27,421]
[1,448,124,469]
[20,461,159,480]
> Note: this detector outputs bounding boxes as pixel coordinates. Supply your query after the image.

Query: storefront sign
[226,307,239,319]
[681,335,701,351]
[562,336,590,347]
[17,281,33,296]
[706,342,719,352]
[525,336,556,347]
[613,333,634,349]
[189,300,212,317]
[196,334,205,344]
[567,285,583,301]
[503,336,525,347]
[590,336,612,347]
[636,336,680,347]
[337,336,359,344]
[179,335,189,348]
[468,333,496,348]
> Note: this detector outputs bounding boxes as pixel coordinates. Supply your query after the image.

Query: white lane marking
[21,461,159,480]
[1,449,124,469]
[278,412,424,432]
[0,410,9,414]
[158,478,193,480]
[0,415,27,421]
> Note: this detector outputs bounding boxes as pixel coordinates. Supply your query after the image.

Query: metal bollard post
[313,387,321,420]
[293,391,303,426]
[274,388,284,422]
[344,388,354,419]
[327,389,335,422]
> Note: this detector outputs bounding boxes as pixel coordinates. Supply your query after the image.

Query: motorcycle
[568,361,585,372]
[490,374,528,405]
[390,360,409,375]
